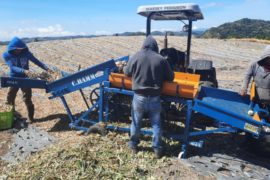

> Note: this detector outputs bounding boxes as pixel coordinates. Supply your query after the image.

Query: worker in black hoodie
[124,36,174,158]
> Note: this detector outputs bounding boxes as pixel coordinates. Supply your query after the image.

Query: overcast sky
[0,0,269,41]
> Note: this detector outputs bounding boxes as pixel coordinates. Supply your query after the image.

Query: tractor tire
[199,81,215,88]
[198,81,216,93]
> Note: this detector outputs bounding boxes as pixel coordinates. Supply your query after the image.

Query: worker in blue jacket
[3,37,52,122]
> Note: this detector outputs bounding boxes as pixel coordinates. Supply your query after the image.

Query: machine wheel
[90,87,100,106]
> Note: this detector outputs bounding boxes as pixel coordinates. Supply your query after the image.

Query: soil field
[0,36,269,179]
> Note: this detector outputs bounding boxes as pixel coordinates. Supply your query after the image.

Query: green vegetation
[202,18,270,40]
[0,132,188,179]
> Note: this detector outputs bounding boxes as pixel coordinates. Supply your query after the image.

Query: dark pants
[6,87,34,120]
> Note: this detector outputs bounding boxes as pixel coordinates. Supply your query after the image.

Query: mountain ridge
[202,18,270,40]
[0,30,205,45]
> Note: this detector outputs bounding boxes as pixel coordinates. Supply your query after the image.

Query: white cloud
[139,29,146,33]
[94,30,112,35]
[79,32,87,36]
[138,28,176,33]
[192,26,198,30]
[0,24,75,40]
[160,28,177,32]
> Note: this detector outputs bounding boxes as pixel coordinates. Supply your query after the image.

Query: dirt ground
[0,132,12,157]
[0,36,269,179]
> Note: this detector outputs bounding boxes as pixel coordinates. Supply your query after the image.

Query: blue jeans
[129,93,163,150]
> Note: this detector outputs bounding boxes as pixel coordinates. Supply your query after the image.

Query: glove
[239,89,247,96]
[24,70,33,77]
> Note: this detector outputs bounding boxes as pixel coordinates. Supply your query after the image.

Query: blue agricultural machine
[1,3,270,158]
[1,56,270,158]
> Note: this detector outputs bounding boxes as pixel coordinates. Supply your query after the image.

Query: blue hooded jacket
[2,37,48,77]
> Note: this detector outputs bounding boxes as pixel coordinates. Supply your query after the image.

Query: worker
[3,37,52,123]
[240,45,270,105]
[123,35,174,158]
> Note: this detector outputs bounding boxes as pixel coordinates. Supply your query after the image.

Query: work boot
[18,120,27,129]
[22,88,34,122]
[26,118,33,123]
[154,149,163,159]
[27,104,35,122]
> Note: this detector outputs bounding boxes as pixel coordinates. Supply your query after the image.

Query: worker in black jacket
[124,35,174,158]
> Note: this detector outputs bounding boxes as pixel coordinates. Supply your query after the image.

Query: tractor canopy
[137,3,203,21]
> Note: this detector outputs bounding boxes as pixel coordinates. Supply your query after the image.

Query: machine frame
[1,4,270,158]
[2,57,270,158]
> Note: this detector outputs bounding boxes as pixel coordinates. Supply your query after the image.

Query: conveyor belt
[202,97,251,119]
[192,87,270,136]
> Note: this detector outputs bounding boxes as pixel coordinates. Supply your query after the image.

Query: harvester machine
[2,55,270,158]
[1,3,270,158]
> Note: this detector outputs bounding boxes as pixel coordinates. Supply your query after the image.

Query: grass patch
[1,132,182,179]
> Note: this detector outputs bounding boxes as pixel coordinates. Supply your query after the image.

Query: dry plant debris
[40,70,62,82]
[28,70,62,82]
[0,104,13,113]
[115,61,127,73]
[0,132,199,179]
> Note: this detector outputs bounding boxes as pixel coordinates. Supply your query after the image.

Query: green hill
[202,18,270,40]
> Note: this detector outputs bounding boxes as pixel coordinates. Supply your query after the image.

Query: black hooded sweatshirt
[124,36,174,96]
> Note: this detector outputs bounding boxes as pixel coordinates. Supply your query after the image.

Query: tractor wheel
[198,81,216,93]
[199,81,215,88]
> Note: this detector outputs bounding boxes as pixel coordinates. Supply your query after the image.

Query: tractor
[137,3,218,88]
[89,3,218,123]
[137,3,270,157]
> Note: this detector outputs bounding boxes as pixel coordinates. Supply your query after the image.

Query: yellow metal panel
[109,72,200,98]
[250,81,256,101]
[109,73,132,89]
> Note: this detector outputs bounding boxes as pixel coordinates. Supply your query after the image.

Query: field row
[0,36,268,91]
